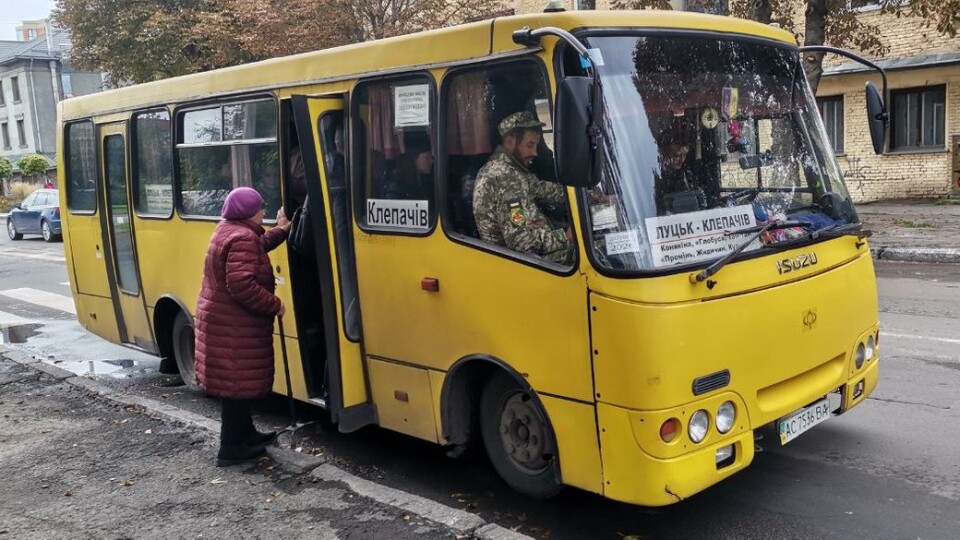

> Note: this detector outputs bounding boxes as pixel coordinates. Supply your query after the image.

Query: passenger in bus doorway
[473,111,573,264]
[194,187,292,467]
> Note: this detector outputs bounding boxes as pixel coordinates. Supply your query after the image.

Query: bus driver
[472,111,572,264]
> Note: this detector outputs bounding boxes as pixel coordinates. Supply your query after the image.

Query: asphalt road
[2,233,958,539]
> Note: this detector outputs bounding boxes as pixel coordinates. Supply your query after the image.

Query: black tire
[172,311,199,391]
[6,219,22,240]
[41,220,59,242]
[480,371,562,499]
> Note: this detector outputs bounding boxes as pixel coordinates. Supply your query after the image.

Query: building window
[0,80,5,106]
[1,122,9,149]
[27,29,37,39]
[11,77,20,102]
[16,120,26,146]
[891,85,946,151]
[817,96,844,154]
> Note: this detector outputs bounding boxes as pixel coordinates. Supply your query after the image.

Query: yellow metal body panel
[598,401,755,506]
[367,359,440,443]
[72,294,121,344]
[539,395,603,495]
[590,246,879,424]
[353,228,593,401]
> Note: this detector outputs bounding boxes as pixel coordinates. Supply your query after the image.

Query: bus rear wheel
[172,311,199,391]
[480,372,562,499]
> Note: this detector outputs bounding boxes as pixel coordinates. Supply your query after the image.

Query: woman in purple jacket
[195,187,291,466]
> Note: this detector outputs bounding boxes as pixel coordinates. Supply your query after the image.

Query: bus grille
[692,370,731,396]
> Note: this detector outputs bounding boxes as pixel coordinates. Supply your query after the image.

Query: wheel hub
[498,392,548,472]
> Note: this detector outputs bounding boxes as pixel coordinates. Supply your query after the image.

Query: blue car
[6,188,62,242]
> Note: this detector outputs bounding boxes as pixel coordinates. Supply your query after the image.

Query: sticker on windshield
[366,198,430,230]
[604,229,641,256]
[722,87,739,119]
[591,203,618,231]
[644,205,758,267]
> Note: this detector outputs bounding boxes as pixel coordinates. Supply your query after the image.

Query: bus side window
[353,76,436,233]
[442,61,557,239]
[176,99,280,219]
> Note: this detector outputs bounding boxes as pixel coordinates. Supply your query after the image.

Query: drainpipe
[28,58,43,154]
[49,60,61,102]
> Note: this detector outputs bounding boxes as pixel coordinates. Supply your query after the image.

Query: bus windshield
[581,34,858,272]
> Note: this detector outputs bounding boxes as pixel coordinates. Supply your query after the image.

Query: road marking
[0,248,65,263]
[883,332,960,345]
[0,288,76,315]
[0,309,31,326]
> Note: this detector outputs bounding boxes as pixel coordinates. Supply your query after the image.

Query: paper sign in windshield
[367,199,430,230]
[644,205,757,267]
[394,84,430,127]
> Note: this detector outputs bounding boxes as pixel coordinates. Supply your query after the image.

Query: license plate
[778,397,834,445]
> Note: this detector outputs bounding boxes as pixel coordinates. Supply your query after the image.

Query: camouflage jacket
[472,147,571,264]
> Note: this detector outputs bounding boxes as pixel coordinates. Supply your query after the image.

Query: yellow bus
[58,8,885,506]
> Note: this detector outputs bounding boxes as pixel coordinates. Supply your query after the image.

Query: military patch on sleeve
[508,200,525,227]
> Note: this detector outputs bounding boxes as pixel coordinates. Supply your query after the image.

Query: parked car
[6,189,62,242]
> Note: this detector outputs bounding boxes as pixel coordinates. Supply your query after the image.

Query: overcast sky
[0,0,56,41]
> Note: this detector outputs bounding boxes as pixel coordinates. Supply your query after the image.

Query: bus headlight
[855,343,866,369]
[865,336,875,360]
[716,401,736,434]
[689,410,709,443]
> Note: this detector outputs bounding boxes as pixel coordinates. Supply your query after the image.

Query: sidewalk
[856,199,960,264]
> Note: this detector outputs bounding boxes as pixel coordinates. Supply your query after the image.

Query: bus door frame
[96,122,156,352]
[290,94,376,432]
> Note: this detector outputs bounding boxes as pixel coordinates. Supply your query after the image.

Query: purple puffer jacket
[195,219,288,399]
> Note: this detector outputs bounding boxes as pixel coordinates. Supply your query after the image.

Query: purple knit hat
[221,187,264,220]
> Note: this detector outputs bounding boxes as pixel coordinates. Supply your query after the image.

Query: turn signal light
[660,418,681,443]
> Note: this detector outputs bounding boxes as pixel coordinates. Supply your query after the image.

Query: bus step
[308,397,327,409]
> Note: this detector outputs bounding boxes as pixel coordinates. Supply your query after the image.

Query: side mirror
[554,76,597,188]
[14,203,22,210]
[865,81,887,155]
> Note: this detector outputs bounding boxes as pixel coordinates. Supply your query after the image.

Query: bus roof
[59,10,795,121]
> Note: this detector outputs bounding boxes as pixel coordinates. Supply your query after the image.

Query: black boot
[216,443,267,467]
[250,430,277,446]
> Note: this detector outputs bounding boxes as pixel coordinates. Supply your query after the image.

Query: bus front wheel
[172,312,199,391]
[480,372,562,499]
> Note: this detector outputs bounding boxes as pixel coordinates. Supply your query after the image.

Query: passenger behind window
[473,111,572,265]
[384,131,434,201]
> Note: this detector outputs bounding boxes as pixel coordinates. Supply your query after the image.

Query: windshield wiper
[689,220,808,286]
[761,222,871,249]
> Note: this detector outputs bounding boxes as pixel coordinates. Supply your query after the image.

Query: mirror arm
[799,45,888,121]
[513,26,603,151]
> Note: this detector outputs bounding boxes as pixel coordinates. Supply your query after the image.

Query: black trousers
[220,398,257,447]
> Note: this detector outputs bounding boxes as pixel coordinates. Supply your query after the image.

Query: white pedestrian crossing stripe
[0,247,65,263]
[0,288,76,315]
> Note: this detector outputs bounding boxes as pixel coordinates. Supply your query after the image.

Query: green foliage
[0,196,12,213]
[16,154,50,178]
[9,181,38,202]
[0,156,13,181]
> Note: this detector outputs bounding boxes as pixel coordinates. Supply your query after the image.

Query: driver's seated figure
[654,129,702,215]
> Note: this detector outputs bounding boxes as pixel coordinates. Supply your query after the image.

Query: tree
[55,0,510,85]
[16,155,50,180]
[0,157,12,183]
[611,0,960,93]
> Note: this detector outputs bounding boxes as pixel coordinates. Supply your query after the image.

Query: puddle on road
[44,358,151,378]
[0,324,42,344]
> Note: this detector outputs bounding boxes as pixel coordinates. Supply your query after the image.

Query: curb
[0,346,530,540]
[871,247,960,264]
